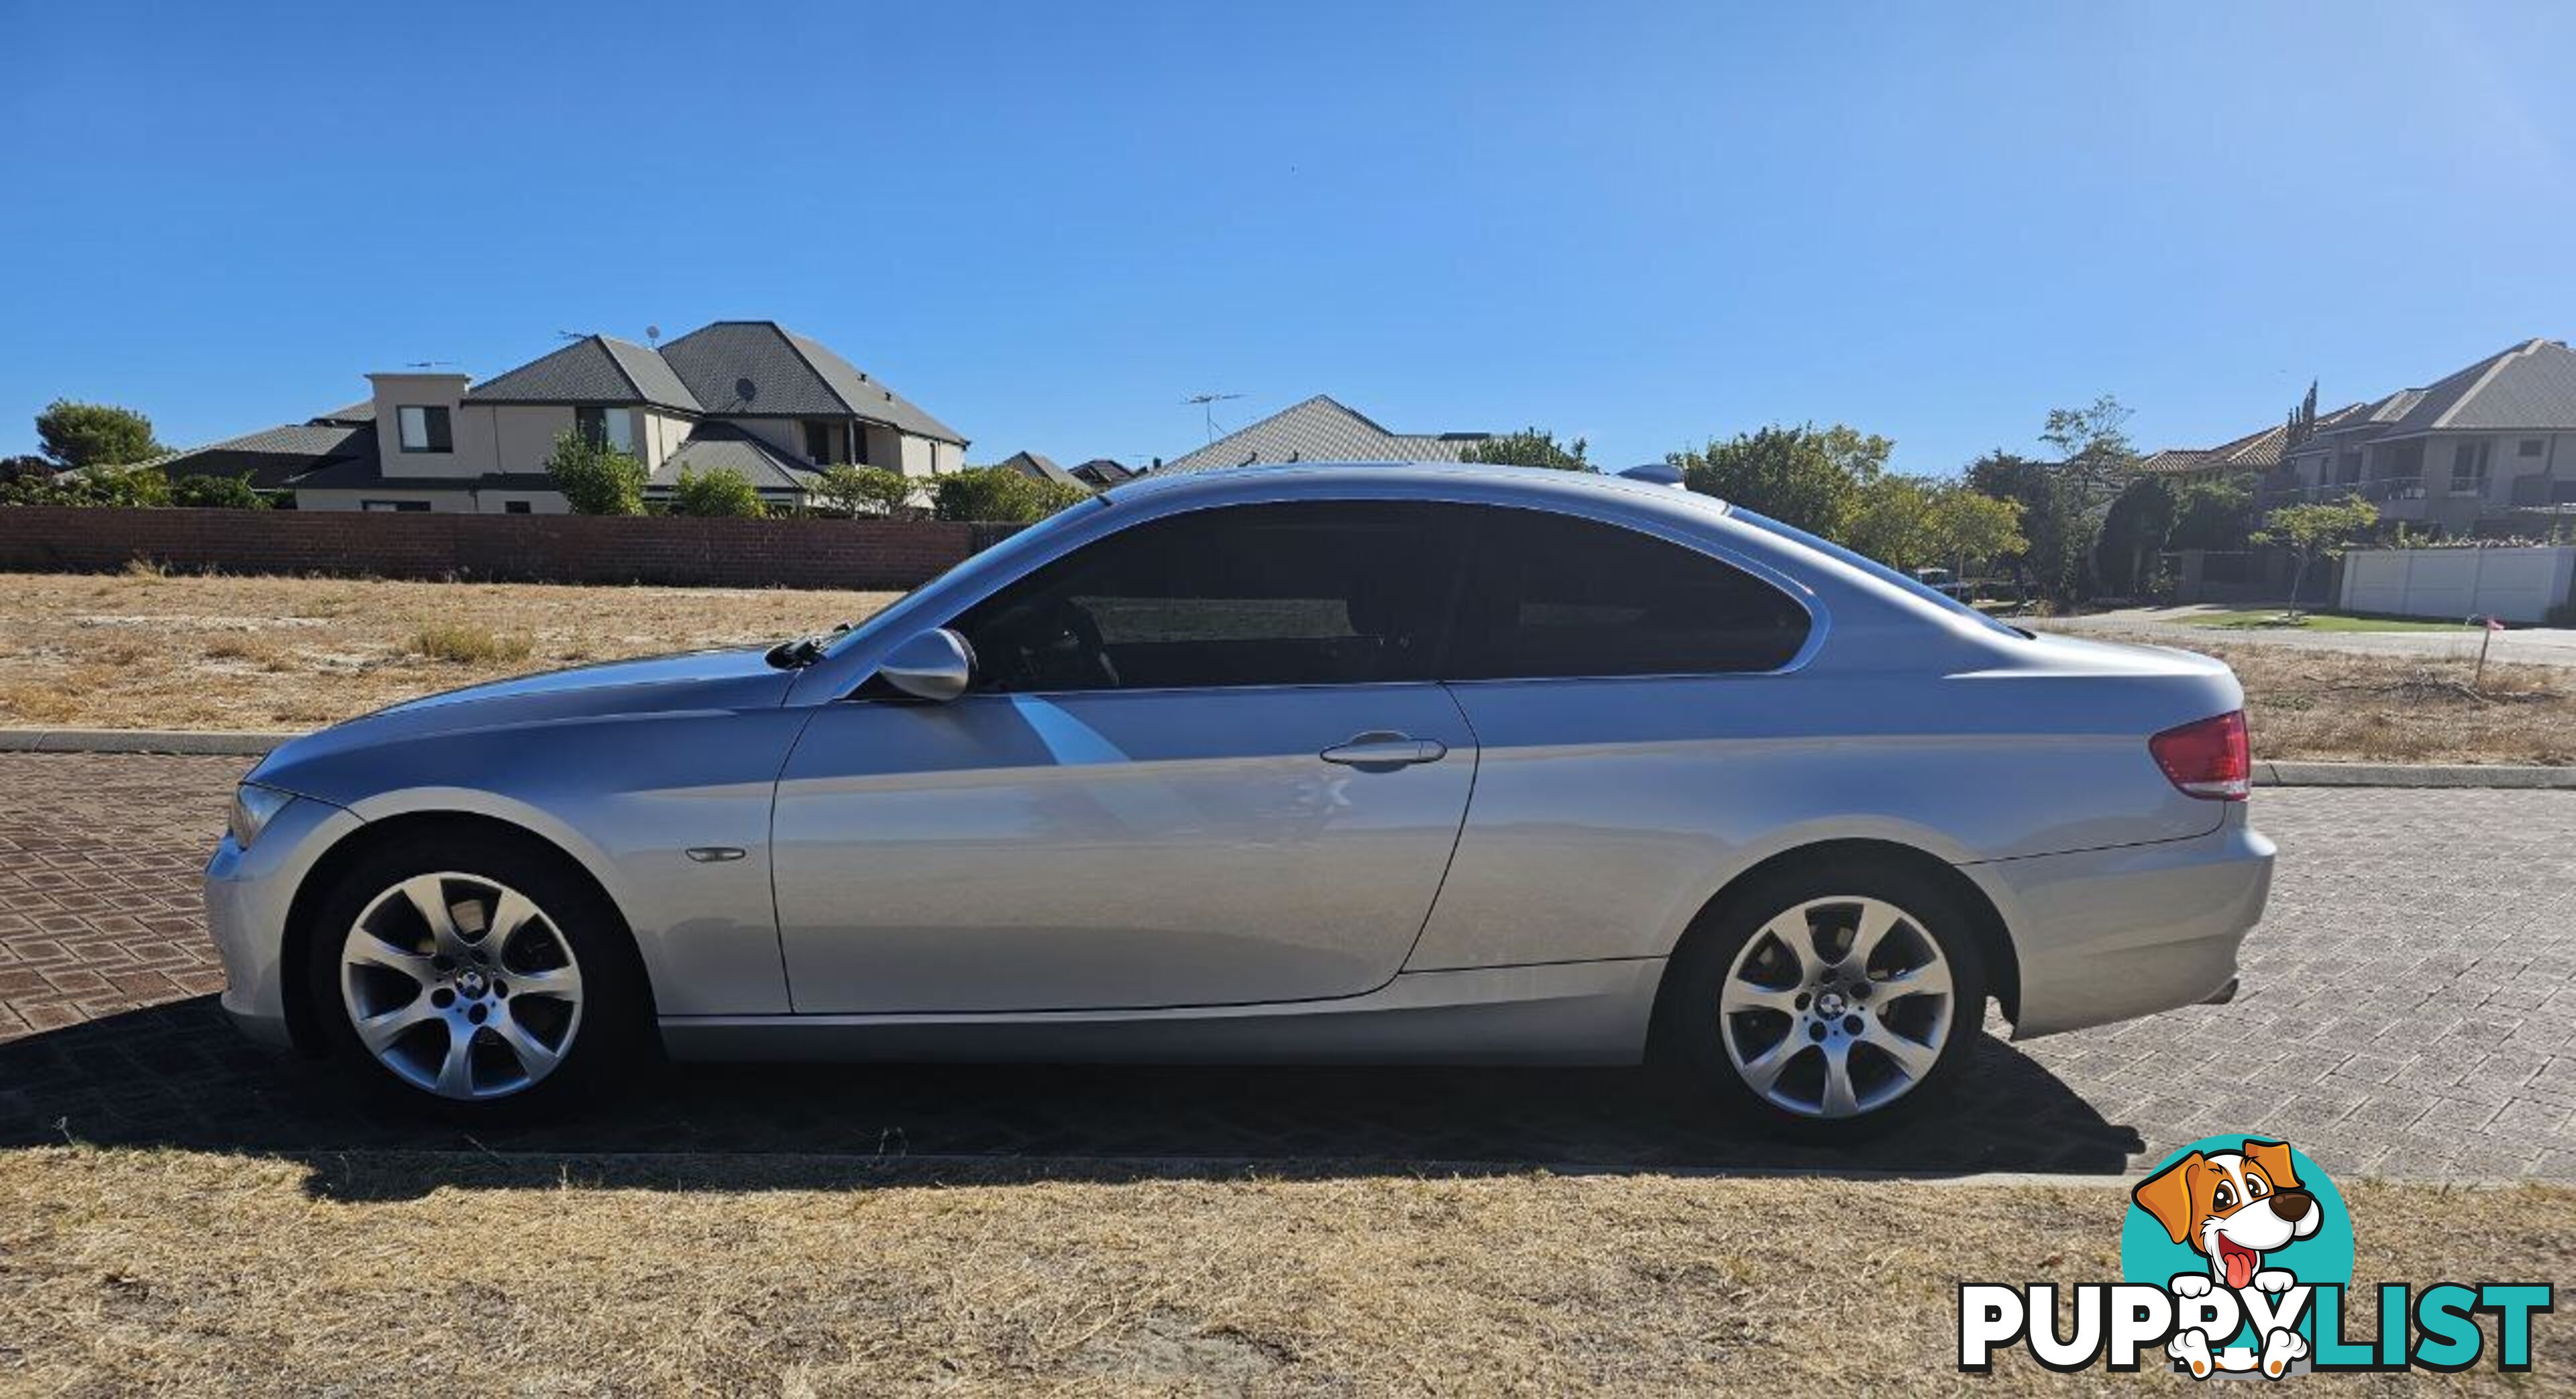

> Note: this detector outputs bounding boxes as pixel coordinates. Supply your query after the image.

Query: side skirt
[658,958,1665,1066]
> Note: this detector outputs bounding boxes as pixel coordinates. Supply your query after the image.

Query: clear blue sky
[6,1,2571,472]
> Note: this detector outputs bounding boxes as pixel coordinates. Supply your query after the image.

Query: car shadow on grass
[0,996,2143,1197]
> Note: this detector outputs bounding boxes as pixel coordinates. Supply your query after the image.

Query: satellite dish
[736,377,758,404]
[645,324,661,346]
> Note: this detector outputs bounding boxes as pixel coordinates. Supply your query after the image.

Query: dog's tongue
[2224,1250,2255,1290]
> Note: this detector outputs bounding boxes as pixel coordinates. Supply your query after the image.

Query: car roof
[1101,459,1723,513]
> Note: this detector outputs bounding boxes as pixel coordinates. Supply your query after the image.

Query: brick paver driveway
[3,752,2571,1180]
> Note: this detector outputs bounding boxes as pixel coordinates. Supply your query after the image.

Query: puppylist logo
[1958,1136,2551,1378]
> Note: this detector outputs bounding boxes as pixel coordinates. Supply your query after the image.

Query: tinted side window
[1447,508,1810,679]
[948,501,1468,693]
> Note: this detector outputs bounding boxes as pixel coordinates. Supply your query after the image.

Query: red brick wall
[0,507,1018,589]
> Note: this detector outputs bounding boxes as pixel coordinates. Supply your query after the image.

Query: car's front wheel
[1662,864,1986,1139]
[307,835,643,1113]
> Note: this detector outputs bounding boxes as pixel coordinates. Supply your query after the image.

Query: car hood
[248,645,800,787]
[376,647,794,716]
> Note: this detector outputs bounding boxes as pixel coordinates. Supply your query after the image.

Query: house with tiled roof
[1153,395,1489,474]
[150,321,968,513]
[994,450,1089,490]
[1068,458,1136,488]
[2135,421,2300,483]
[2273,339,2576,535]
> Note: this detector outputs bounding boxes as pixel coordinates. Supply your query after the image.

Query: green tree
[2252,499,2381,617]
[2094,476,2178,596]
[1813,424,1894,484]
[1925,482,2027,578]
[544,429,646,515]
[1966,450,2087,602]
[671,466,766,517]
[814,463,917,517]
[1670,423,1888,537]
[1460,427,1592,471]
[933,466,1092,523]
[2167,476,2255,552]
[1844,472,1939,571]
[171,472,267,509]
[2040,393,2139,494]
[36,399,165,470]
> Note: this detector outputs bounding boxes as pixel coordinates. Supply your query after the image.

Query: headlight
[227,783,296,849]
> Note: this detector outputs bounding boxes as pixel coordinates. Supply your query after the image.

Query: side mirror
[876,627,974,702]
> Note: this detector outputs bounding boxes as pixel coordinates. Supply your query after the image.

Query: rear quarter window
[1446,507,1811,679]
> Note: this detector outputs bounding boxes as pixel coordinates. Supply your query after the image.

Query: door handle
[1320,732,1448,768]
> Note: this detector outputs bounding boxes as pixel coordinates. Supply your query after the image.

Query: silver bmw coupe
[205,462,2273,1132]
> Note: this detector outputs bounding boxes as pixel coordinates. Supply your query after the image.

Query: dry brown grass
[403,620,535,666]
[2096,632,2576,766]
[0,1147,2566,1394]
[0,572,898,732]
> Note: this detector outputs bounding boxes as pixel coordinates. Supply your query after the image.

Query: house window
[2451,439,2492,495]
[2389,439,2424,483]
[503,500,533,515]
[396,405,451,453]
[2520,439,2546,458]
[575,407,635,452]
[362,499,431,512]
[802,419,847,464]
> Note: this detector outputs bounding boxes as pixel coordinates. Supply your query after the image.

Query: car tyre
[305,831,649,1119]
[1658,861,1987,1142]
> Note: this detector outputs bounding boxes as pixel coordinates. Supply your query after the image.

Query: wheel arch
[1652,837,2021,1041]
[279,810,656,1053]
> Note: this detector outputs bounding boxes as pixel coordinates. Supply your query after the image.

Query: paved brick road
[3,752,2571,1180]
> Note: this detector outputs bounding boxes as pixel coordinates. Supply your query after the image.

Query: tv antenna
[555,329,588,342]
[404,360,458,369]
[1183,392,1244,442]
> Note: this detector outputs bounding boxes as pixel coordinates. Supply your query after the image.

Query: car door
[769,499,1479,1013]
[1403,503,1821,973]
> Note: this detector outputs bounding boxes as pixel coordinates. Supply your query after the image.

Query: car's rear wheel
[1662,864,1986,1139]
[307,834,644,1115]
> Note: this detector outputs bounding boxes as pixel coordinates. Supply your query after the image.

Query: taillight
[2149,710,2250,801]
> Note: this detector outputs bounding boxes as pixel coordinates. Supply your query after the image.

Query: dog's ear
[2242,1139,2300,1192]
[2132,1151,2206,1245]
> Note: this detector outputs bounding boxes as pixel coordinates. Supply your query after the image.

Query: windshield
[1726,505,2023,638]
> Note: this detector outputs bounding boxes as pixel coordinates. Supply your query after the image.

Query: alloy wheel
[1715,895,1955,1119]
[339,872,585,1100]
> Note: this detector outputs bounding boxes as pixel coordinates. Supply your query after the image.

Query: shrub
[814,463,917,517]
[406,621,534,665]
[1460,427,1591,471]
[933,466,1091,523]
[671,466,766,518]
[171,472,266,509]
[5,461,174,508]
[545,430,647,515]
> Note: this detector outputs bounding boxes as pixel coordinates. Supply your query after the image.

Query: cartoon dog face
[2131,1139,2323,1290]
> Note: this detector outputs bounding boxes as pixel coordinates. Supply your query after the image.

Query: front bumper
[202,794,364,1049]
[1962,811,2276,1039]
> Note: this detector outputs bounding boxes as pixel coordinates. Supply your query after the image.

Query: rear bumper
[1962,813,2275,1039]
